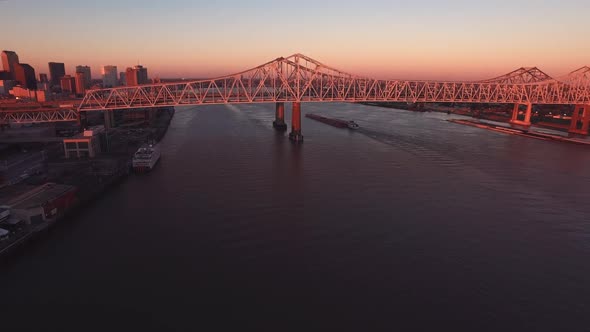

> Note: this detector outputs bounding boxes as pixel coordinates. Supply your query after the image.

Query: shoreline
[0,107,175,259]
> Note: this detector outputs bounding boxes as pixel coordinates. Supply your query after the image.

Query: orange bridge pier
[273,102,303,143]
[272,102,287,131]
[569,104,590,136]
[288,102,304,143]
[509,103,590,136]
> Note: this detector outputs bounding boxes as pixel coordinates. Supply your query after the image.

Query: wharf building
[101,65,118,88]
[75,65,92,88]
[48,62,66,86]
[1,50,19,80]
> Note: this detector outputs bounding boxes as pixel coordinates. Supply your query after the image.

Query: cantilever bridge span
[79,54,590,110]
[76,54,590,140]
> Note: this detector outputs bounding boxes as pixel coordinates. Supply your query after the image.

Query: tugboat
[132,143,161,172]
[347,121,360,129]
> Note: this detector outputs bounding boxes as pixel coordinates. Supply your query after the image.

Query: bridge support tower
[273,102,287,131]
[569,104,590,136]
[289,102,304,143]
[509,103,533,130]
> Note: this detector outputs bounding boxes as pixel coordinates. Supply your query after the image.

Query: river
[1,103,590,331]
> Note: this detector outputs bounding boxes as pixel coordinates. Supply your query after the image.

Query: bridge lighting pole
[273,102,287,131]
[289,102,303,143]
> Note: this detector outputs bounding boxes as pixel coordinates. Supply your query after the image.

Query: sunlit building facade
[60,75,76,94]
[75,65,92,88]
[101,65,118,88]
[14,63,37,90]
[1,50,19,80]
[125,65,148,86]
[75,72,86,96]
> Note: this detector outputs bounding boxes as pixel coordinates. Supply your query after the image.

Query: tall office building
[14,63,37,90]
[119,72,126,86]
[1,50,19,80]
[60,75,76,94]
[48,62,66,86]
[39,73,49,83]
[75,72,86,96]
[102,65,118,88]
[75,65,92,88]
[125,65,149,86]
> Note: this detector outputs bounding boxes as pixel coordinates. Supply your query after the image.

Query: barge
[306,113,359,129]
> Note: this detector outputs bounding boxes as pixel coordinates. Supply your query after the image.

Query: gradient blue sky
[1,0,589,80]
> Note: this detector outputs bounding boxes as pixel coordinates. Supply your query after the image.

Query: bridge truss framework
[78,54,590,110]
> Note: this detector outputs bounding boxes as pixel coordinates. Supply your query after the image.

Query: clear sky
[1,0,589,80]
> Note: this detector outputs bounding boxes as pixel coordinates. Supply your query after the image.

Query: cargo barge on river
[305,113,359,129]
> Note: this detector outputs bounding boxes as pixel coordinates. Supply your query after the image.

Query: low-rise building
[9,86,37,100]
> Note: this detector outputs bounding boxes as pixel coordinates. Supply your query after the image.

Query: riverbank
[448,119,590,146]
[0,107,175,259]
[361,102,584,135]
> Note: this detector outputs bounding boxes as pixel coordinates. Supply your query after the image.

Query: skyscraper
[48,62,66,86]
[75,65,92,88]
[39,73,49,83]
[102,65,118,88]
[1,50,19,80]
[14,63,37,90]
[125,65,149,86]
[75,72,86,96]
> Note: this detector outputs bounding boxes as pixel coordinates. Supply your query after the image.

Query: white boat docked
[132,143,161,172]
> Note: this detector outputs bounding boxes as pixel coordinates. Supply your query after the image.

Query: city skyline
[1,0,589,80]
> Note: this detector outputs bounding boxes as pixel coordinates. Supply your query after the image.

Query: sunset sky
[1,0,589,80]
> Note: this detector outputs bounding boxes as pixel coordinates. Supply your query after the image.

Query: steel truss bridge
[0,108,78,124]
[77,54,590,110]
[2,54,589,132]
